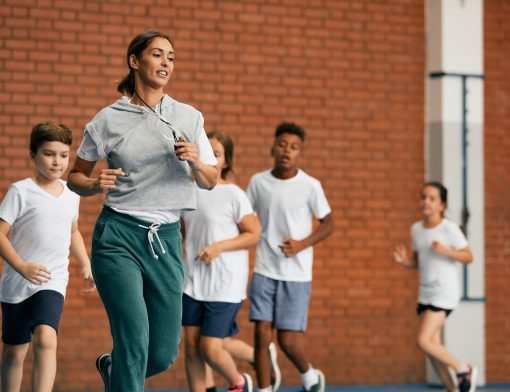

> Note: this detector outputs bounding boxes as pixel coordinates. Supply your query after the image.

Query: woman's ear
[129,54,139,70]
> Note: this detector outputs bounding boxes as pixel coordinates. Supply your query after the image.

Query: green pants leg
[91,208,184,392]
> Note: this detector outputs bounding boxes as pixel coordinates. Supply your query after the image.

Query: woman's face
[130,37,174,90]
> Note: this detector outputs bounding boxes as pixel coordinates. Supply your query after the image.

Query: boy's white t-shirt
[182,183,254,303]
[247,169,331,282]
[412,218,469,310]
[0,178,79,303]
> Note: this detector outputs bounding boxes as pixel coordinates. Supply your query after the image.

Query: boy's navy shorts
[1,290,64,345]
[182,293,241,338]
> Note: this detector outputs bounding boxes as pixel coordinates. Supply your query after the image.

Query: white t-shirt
[247,169,331,282]
[412,218,469,309]
[0,179,80,303]
[182,184,254,302]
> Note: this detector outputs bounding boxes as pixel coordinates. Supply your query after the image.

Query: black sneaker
[457,365,478,392]
[269,342,281,392]
[304,369,325,392]
[96,353,112,392]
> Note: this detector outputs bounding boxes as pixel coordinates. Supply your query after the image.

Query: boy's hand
[196,243,222,265]
[81,266,96,293]
[94,168,125,192]
[279,237,303,257]
[21,262,51,285]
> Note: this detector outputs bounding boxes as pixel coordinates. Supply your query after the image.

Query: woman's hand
[175,137,199,164]
[94,168,126,192]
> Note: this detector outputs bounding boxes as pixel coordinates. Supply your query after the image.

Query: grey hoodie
[78,95,209,211]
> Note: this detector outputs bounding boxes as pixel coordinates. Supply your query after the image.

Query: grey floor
[149,385,510,392]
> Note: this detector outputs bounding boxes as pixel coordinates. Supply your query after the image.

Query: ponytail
[117,69,136,96]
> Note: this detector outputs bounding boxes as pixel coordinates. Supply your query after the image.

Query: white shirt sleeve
[234,188,254,224]
[0,186,22,226]
[310,180,331,220]
[448,222,469,250]
[196,131,217,166]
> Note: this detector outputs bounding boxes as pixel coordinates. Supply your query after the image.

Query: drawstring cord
[138,223,166,259]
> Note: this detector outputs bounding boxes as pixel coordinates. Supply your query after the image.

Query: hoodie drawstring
[138,223,166,259]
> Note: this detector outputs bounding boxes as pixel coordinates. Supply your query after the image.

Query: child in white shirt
[0,121,94,392]
[393,181,477,392]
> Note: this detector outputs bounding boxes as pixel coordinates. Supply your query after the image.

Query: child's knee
[32,325,57,352]
[2,344,29,365]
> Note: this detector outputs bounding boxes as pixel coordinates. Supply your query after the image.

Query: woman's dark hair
[30,121,72,155]
[274,122,305,142]
[117,31,174,96]
[207,131,234,180]
[423,181,448,216]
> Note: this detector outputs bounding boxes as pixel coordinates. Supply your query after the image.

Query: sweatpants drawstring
[138,223,166,259]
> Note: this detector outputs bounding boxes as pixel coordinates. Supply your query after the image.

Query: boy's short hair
[30,121,72,154]
[274,122,305,142]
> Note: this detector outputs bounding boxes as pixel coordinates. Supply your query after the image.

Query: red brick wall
[484,0,510,383]
[1,1,432,390]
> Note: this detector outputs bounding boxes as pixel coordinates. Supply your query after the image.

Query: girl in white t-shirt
[181,131,261,392]
[393,182,477,392]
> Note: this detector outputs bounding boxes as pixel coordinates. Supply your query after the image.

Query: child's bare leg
[201,336,243,387]
[1,343,29,392]
[185,326,207,392]
[430,356,456,392]
[276,330,309,373]
[205,363,216,389]
[417,311,463,372]
[254,321,273,388]
[31,325,57,392]
[224,337,254,363]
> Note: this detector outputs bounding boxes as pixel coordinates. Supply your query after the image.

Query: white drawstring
[138,223,166,259]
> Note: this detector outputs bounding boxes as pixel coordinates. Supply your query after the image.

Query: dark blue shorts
[1,290,65,345]
[417,303,453,317]
[182,293,241,338]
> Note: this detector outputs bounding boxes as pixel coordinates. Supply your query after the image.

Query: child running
[247,122,334,392]
[181,131,261,392]
[0,121,95,392]
[393,181,477,392]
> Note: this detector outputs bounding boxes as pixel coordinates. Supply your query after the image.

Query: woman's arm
[195,213,261,264]
[174,138,217,190]
[68,157,125,196]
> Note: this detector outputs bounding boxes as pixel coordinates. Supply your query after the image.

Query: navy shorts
[1,290,65,345]
[182,293,241,338]
[249,273,311,332]
[417,303,453,317]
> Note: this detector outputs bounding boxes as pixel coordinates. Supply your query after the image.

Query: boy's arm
[70,221,95,292]
[0,220,51,284]
[280,213,335,257]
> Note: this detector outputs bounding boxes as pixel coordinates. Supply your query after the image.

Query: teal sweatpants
[91,206,184,392]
